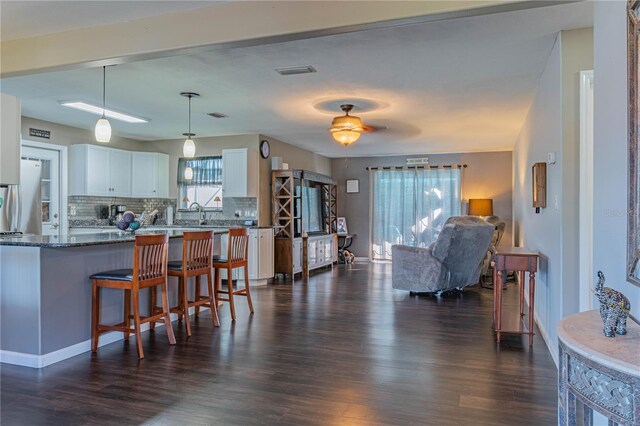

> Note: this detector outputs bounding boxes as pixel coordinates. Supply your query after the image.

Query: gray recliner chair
[391,216,494,294]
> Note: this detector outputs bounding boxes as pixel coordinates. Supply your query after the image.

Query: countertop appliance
[0,159,42,235]
[110,204,127,224]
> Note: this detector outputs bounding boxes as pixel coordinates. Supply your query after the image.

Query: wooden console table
[492,247,539,346]
[558,310,640,425]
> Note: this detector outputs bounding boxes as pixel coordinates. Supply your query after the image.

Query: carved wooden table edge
[557,310,640,426]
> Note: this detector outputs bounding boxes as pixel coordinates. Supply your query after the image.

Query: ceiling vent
[207,112,228,118]
[406,158,429,165]
[275,65,317,76]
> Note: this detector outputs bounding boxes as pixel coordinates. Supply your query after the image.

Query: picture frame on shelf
[337,217,348,235]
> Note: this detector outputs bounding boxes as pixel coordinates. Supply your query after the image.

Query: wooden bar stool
[213,228,253,321]
[90,234,175,359]
[151,231,220,336]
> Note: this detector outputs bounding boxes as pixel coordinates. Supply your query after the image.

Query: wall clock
[260,139,270,159]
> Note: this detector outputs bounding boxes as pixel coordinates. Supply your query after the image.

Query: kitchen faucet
[188,202,206,225]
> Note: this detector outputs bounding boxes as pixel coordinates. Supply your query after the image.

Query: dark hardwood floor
[1,263,557,425]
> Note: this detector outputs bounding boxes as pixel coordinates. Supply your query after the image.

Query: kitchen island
[0,229,226,368]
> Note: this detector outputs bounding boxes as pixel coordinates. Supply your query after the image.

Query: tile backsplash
[68,196,257,221]
[68,196,176,219]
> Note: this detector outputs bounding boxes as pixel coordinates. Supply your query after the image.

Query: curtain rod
[366,164,467,170]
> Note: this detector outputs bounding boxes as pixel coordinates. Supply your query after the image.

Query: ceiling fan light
[331,115,363,132]
[184,166,194,180]
[183,138,196,158]
[332,130,360,146]
[95,117,112,143]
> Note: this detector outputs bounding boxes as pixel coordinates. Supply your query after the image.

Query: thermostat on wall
[547,152,557,164]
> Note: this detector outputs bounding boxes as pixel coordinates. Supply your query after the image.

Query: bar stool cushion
[90,269,133,281]
[212,256,228,264]
[167,260,183,271]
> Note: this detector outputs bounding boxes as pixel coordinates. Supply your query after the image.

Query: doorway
[21,141,68,236]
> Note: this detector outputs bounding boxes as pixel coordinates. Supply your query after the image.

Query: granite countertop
[557,310,640,377]
[68,224,275,230]
[0,228,230,248]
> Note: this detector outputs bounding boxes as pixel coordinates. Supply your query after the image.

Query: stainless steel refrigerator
[0,159,42,235]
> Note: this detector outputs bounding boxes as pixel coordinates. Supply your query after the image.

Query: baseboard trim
[0,307,209,369]
[533,310,559,368]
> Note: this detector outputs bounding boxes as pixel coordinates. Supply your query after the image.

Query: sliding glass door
[370,167,461,260]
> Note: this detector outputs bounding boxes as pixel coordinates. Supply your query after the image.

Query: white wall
[593,1,640,318]
[513,35,563,362]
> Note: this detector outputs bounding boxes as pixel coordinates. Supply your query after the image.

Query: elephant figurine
[595,271,631,337]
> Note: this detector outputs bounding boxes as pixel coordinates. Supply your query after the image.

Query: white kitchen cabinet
[222,148,259,198]
[70,144,132,197]
[219,228,274,285]
[0,93,21,185]
[131,152,169,198]
[254,228,274,279]
[109,148,132,196]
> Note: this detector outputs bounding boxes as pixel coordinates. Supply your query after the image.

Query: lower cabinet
[292,238,303,273]
[219,228,274,284]
[305,234,337,273]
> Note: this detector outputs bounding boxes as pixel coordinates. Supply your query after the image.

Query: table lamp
[468,198,493,217]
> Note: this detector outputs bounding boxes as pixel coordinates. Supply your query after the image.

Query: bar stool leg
[124,289,131,341]
[194,276,201,317]
[177,277,184,322]
[91,281,100,352]
[149,286,157,331]
[161,281,176,345]
[132,288,144,359]
[227,266,236,321]
[207,270,220,327]
[214,267,220,304]
[244,265,254,314]
[182,273,192,337]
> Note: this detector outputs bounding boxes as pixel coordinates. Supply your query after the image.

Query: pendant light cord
[188,95,191,135]
[101,66,106,119]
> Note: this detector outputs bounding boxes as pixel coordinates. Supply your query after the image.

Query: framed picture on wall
[337,217,348,235]
[346,179,359,193]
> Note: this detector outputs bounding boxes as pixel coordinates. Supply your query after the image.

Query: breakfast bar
[0,230,226,368]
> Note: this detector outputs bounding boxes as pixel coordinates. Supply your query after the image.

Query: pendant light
[181,92,199,158]
[95,66,112,143]
[330,104,363,146]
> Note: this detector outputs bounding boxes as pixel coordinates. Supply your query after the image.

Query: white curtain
[370,167,461,260]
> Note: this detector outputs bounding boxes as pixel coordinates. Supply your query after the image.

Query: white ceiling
[0,1,593,157]
[0,1,224,41]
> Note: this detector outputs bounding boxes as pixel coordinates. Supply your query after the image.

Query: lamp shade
[183,138,196,158]
[468,198,493,216]
[330,104,364,146]
[95,118,112,143]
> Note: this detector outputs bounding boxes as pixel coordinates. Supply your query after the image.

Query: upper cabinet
[0,93,21,185]
[70,144,169,198]
[222,148,258,198]
[131,152,169,198]
[71,145,132,197]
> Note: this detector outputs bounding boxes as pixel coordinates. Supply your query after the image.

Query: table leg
[529,271,536,347]
[496,269,503,343]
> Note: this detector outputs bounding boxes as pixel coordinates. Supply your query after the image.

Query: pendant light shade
[95,118,112,142]
[184,166,194,180]
[183,137,196,157]
[330,104,363,146]
[95,66,112,143]
[180,92,199,158]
